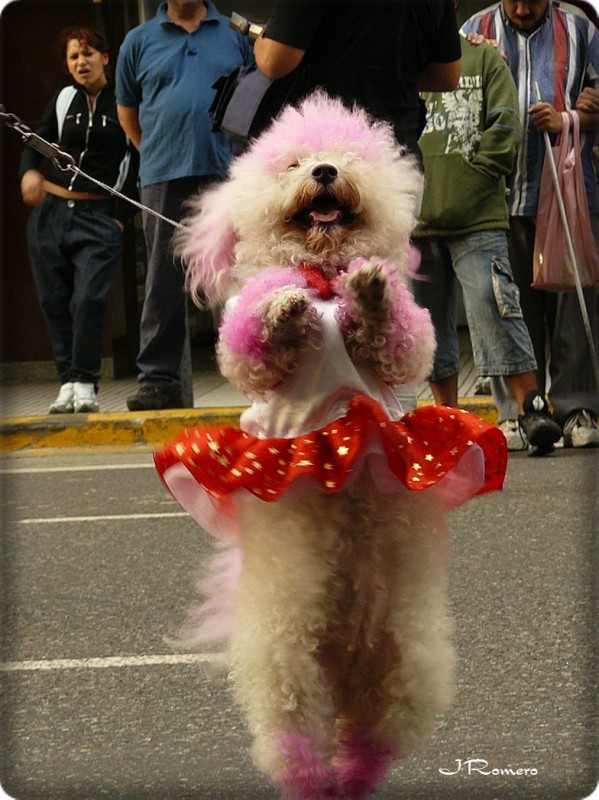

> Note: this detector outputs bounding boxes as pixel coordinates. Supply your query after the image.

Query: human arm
[418,0,461,91]
[253,0,325,79]
[116,104,142,151]
[419,60,461,92]
[18,91,60,205]
[470,44,521,179]
[114,32,144,149]
[253,31,304,79]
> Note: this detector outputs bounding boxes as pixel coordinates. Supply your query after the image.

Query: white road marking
[0,653,223,672]
[0,463,155,475]
[18,512,189,524]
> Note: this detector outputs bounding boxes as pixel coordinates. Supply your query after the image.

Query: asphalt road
[0,446,597,800]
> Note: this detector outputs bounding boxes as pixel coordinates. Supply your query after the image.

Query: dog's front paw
[262,287,312,342]
[347,263,390,320]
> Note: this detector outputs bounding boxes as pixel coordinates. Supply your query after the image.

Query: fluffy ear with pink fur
[175,181,238,307]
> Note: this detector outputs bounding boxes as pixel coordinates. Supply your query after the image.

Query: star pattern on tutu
[155,395,507,506]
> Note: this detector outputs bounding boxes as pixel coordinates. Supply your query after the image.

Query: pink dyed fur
[219,268,308,361]
[179,182,237,306]
[276,732,338,799]
[406,242,422,279]
[245,92,404,172]
[335,733,396,800]
[335,257,434,365]
[167,545,242,650]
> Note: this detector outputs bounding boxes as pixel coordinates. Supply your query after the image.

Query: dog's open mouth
[293,194,356,228]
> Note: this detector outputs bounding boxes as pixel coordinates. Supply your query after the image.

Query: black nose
[311,163,338,185]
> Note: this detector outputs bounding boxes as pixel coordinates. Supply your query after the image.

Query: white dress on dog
[156,297,506,544]
[240,300,403,438]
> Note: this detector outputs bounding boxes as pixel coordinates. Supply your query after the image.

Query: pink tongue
[309,209,341,223]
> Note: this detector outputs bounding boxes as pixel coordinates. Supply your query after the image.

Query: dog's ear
[175,182,238,308]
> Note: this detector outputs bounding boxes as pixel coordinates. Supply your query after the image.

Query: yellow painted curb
[455,397,498,425]
[0,408,244,452]
[0,399,498,452]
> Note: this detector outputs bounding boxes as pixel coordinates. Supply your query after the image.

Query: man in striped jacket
[462,0,599,448]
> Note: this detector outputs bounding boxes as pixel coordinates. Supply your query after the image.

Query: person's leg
[130,176,218,410]
[505,371,539,409]
[26,196,74,386]
[430,374,458,407]
[490,216,549,426]
[412,238,460,406]
[545,214,599,431]
[135,180,189,393]
[548,290,599,445]
[504,215,599,447]
[450,229,559,453]
[506,217,549,394]
[549,213,599,446]
[68,202,123,385]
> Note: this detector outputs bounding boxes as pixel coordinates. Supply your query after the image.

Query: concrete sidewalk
[0,365,497,451]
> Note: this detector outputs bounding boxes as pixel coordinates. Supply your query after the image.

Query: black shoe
[518,392,562,455]
[126,384,185,411]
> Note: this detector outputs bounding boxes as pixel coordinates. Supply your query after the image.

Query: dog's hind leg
[330,483,454,798]
[374,496,456,759]
[229,494,343,798]
[334,724,397,800]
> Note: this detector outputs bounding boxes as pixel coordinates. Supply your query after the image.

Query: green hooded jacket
[416,37,521,238]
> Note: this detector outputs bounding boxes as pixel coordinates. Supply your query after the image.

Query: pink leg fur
[334,731,397,799]
[275,731,339,799]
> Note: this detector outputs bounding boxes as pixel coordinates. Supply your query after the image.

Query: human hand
[528,102,563,134]
[20,170,46,206]
[576,87,599,113]
[463,32,506,60]
[464,32,499,49]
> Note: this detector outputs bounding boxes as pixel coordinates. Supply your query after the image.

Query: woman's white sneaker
[49,382,75,414]
[73,382,99,413]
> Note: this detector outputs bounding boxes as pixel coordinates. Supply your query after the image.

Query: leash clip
[0,104,76,171]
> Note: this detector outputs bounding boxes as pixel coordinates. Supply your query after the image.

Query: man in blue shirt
[116,0,252,410]
[462,0,599,448]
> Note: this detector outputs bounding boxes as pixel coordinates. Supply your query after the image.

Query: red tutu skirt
[155,395,506,538]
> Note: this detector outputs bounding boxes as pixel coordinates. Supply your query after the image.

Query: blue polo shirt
[462,1,599,216]
[116,1,253,187]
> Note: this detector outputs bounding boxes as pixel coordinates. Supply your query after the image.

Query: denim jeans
[413,230,537,383]
[26,194,122,385]
[136,176,220,390]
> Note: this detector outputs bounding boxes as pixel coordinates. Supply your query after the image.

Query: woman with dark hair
[19,27,137,414]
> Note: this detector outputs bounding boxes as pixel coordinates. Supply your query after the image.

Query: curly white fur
[176,92,423,306]
[171,93,457,799]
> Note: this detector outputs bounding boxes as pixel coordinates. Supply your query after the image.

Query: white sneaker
[498,419,529,451]
[49,382,75,414]
[73,382,99,413]
[561,409,599,448]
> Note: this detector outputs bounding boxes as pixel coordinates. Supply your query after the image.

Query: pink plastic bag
[532,110,599,291]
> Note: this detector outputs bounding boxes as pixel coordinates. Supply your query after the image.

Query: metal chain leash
[0,104,186,231]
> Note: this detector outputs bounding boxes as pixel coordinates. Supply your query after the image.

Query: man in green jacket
[413,18,561,455]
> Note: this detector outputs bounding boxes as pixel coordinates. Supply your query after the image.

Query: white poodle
[155,93,506,800]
